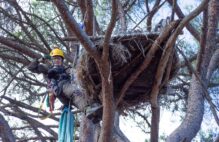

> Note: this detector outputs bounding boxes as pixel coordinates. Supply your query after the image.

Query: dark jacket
[28,60,71,105]
[27,59,70,81]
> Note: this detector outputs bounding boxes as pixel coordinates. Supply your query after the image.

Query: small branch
[1,107,58,138]
[150,106,160,142]
[8,0,51,51]
[161,51,174,87]
[118,1,127,33]
[102,0,118,62]
[2,96,59,121]
[145,0,150,13]
[132,1,166,31]
[196,7,208,72]
[146,0,161,32]
[135,111,151,127]
[171,0,176,21]
[167,0,201,41]
[0,65,25,102]
[25,12,68,49]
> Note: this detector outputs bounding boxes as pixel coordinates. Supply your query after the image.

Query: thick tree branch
[0,36,41,59]
[102,0,118,62]
[0,114,15,142]
[25,12,68,49]
[0,108,58,139]
[98,1,118,142]
[85,0,94,35]
[2,96,59,122]
[206,49,219,79]
[52,0,100,60]
[167,0,201,41]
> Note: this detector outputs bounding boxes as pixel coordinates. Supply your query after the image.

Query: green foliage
[198,130,215,142]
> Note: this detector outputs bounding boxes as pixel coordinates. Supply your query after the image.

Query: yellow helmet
[50,48,64,58]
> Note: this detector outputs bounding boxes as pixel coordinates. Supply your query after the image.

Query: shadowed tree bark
[0,114,15,142]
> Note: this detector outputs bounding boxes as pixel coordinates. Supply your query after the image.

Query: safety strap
[37,94,47,117]
[38,94,53,120]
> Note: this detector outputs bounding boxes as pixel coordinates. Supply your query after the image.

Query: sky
[120,109,182,142]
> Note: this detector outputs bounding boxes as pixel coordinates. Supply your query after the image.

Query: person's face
[52,56,63,66]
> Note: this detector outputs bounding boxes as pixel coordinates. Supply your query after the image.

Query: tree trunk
[98,1,117,141]
[79,113,130,142]
[150,106,160,142]
[79,115,96,142]
[215,135,219,142]
[0,114,15,142]
[112,112,130,142]
[98,67,115,142]
[166,77,205,142]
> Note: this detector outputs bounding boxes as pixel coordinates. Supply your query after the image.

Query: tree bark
[166,77,205,142]
[98,1,118,142]
[0,114,15,142]
[150,106,160,142]
[167,0,218,141]
[79,115,96,142]
[146,0,161,32]
[84,0,94,35]
[112,112,130,142]
[118,1,127,33]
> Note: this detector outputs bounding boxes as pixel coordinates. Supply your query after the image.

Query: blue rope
[58,106,74,142]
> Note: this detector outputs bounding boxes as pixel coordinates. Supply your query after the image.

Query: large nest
[76,33,178,109]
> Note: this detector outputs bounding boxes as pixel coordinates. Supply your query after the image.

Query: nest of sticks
[76,33,179,109]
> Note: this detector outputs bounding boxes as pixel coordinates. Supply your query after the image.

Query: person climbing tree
[28,47,102,123]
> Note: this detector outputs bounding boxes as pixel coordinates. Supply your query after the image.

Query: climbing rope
[58,104,74,142]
